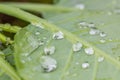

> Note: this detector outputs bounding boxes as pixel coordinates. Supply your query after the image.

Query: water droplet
[100,39,106,43]
[53,31,64,39]
[88,23,95,28]
[84,47,94,55]
[31,22,44,29]
[44,46,55,55]
[35,32,40,35]
[98,56,104,62]
[100,32,106,37]
[75,4,85,10]
[73,42,83,52]
[82,62,90,69]
[89,28,100,35]
[39,41,44,46]
[78,22,88,28]
[41,56,57,72]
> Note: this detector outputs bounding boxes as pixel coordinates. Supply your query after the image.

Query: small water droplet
[53,31,64,39]
[75,4,85,10]
[73,42,83,52]
[98,56,104,62]
[78,22,88,28]
[89,28,100,35]
[100,39,106,43]
[82,62,90,69]
[39,41,44,46]
[31,22,44,29]
[88,23,95,28]
[84,47,94,55]
[41,56,57,72]
[35,31,40,35]
[44,46,55,55]
[100,32,106,37]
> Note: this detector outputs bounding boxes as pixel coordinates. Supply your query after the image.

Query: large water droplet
[75,4,85,10]
[40,56,57,72]
[98,56,104,62]
[73,42,83,52]
[82,62,90,69]
[89,28,100,35]
[84,47,94,55]
[53,31,64,39]
[44,46,55,55]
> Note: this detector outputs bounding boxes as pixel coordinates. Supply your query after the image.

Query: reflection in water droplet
[100,39,106,43]
[84,47,94,55]
[98,56,104,62]
[75,4,85,10]
[100,32,106,37]
[89,28,100,35]
[73,42,83,52]
[82,62,90,69]
[44,46,55,55]
[53,31,64,39]
[41,56,57,72]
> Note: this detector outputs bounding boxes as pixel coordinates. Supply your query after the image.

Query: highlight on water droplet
[44,46,55,55]
[53,31,64,39]
[84,47,94,55]
[75,4,85,10]
[98,56,104,62]
[82,62,90,69]
[40,56,57,72]
[72,42,83,52]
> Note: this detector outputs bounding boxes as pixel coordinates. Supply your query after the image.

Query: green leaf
[14,10,120,80]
